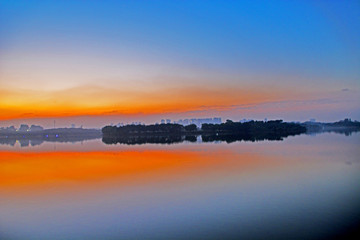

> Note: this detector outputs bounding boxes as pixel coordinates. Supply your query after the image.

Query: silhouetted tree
[185,124,197,132]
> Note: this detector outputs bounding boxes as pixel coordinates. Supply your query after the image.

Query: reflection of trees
[0,138,16,146]
[201,133,284,143]
[102,133,289,145]
[30,139,44,146]
[19,139,30,147]
[185,135,197,142]
[102,135,189,145]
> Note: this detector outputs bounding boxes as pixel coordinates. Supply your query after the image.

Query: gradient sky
[1,0,359,127]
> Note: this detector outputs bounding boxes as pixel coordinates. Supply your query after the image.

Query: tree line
[102,120,307,144]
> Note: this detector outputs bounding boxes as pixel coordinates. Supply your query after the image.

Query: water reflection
[101,133,293,145]
[0,137,101,148]
[0,133,359,239]
[1,128,359,148]
[0,133,301,147]
[306,127,360,136]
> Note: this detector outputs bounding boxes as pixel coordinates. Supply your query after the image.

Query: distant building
[18,124,30,132]
[213,118,222,124]
[6,126,16,132]
[166,119,171,124]
[173,117,222,127]
[161,119,165,124]
[240,119,252,123]
[30,125,44,131]
[71,124,76,128]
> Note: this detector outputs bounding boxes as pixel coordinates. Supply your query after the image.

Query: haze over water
[1,132,359,239]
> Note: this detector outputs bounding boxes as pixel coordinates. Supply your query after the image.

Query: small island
[102,120,307,145]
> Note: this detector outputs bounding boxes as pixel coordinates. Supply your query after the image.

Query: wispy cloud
[0,84,359,122]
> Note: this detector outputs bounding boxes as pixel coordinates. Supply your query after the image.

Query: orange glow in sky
[0,86,283,119]
[0,84,335,122]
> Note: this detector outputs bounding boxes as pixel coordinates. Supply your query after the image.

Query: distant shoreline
[1,119,359,146]
[0,128,102,146]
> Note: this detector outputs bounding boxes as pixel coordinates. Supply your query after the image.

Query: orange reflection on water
[0,151,192,187]
[0,149,280,191]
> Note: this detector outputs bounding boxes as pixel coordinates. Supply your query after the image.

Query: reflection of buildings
[19,139,30,147]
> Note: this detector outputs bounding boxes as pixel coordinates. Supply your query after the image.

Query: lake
[0,132,359,239]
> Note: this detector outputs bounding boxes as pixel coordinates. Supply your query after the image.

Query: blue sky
[0,0,359,126]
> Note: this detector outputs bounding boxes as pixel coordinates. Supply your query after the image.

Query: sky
[0,0,359,128]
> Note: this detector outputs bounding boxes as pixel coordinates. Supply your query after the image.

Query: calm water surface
[0,133,359,239]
